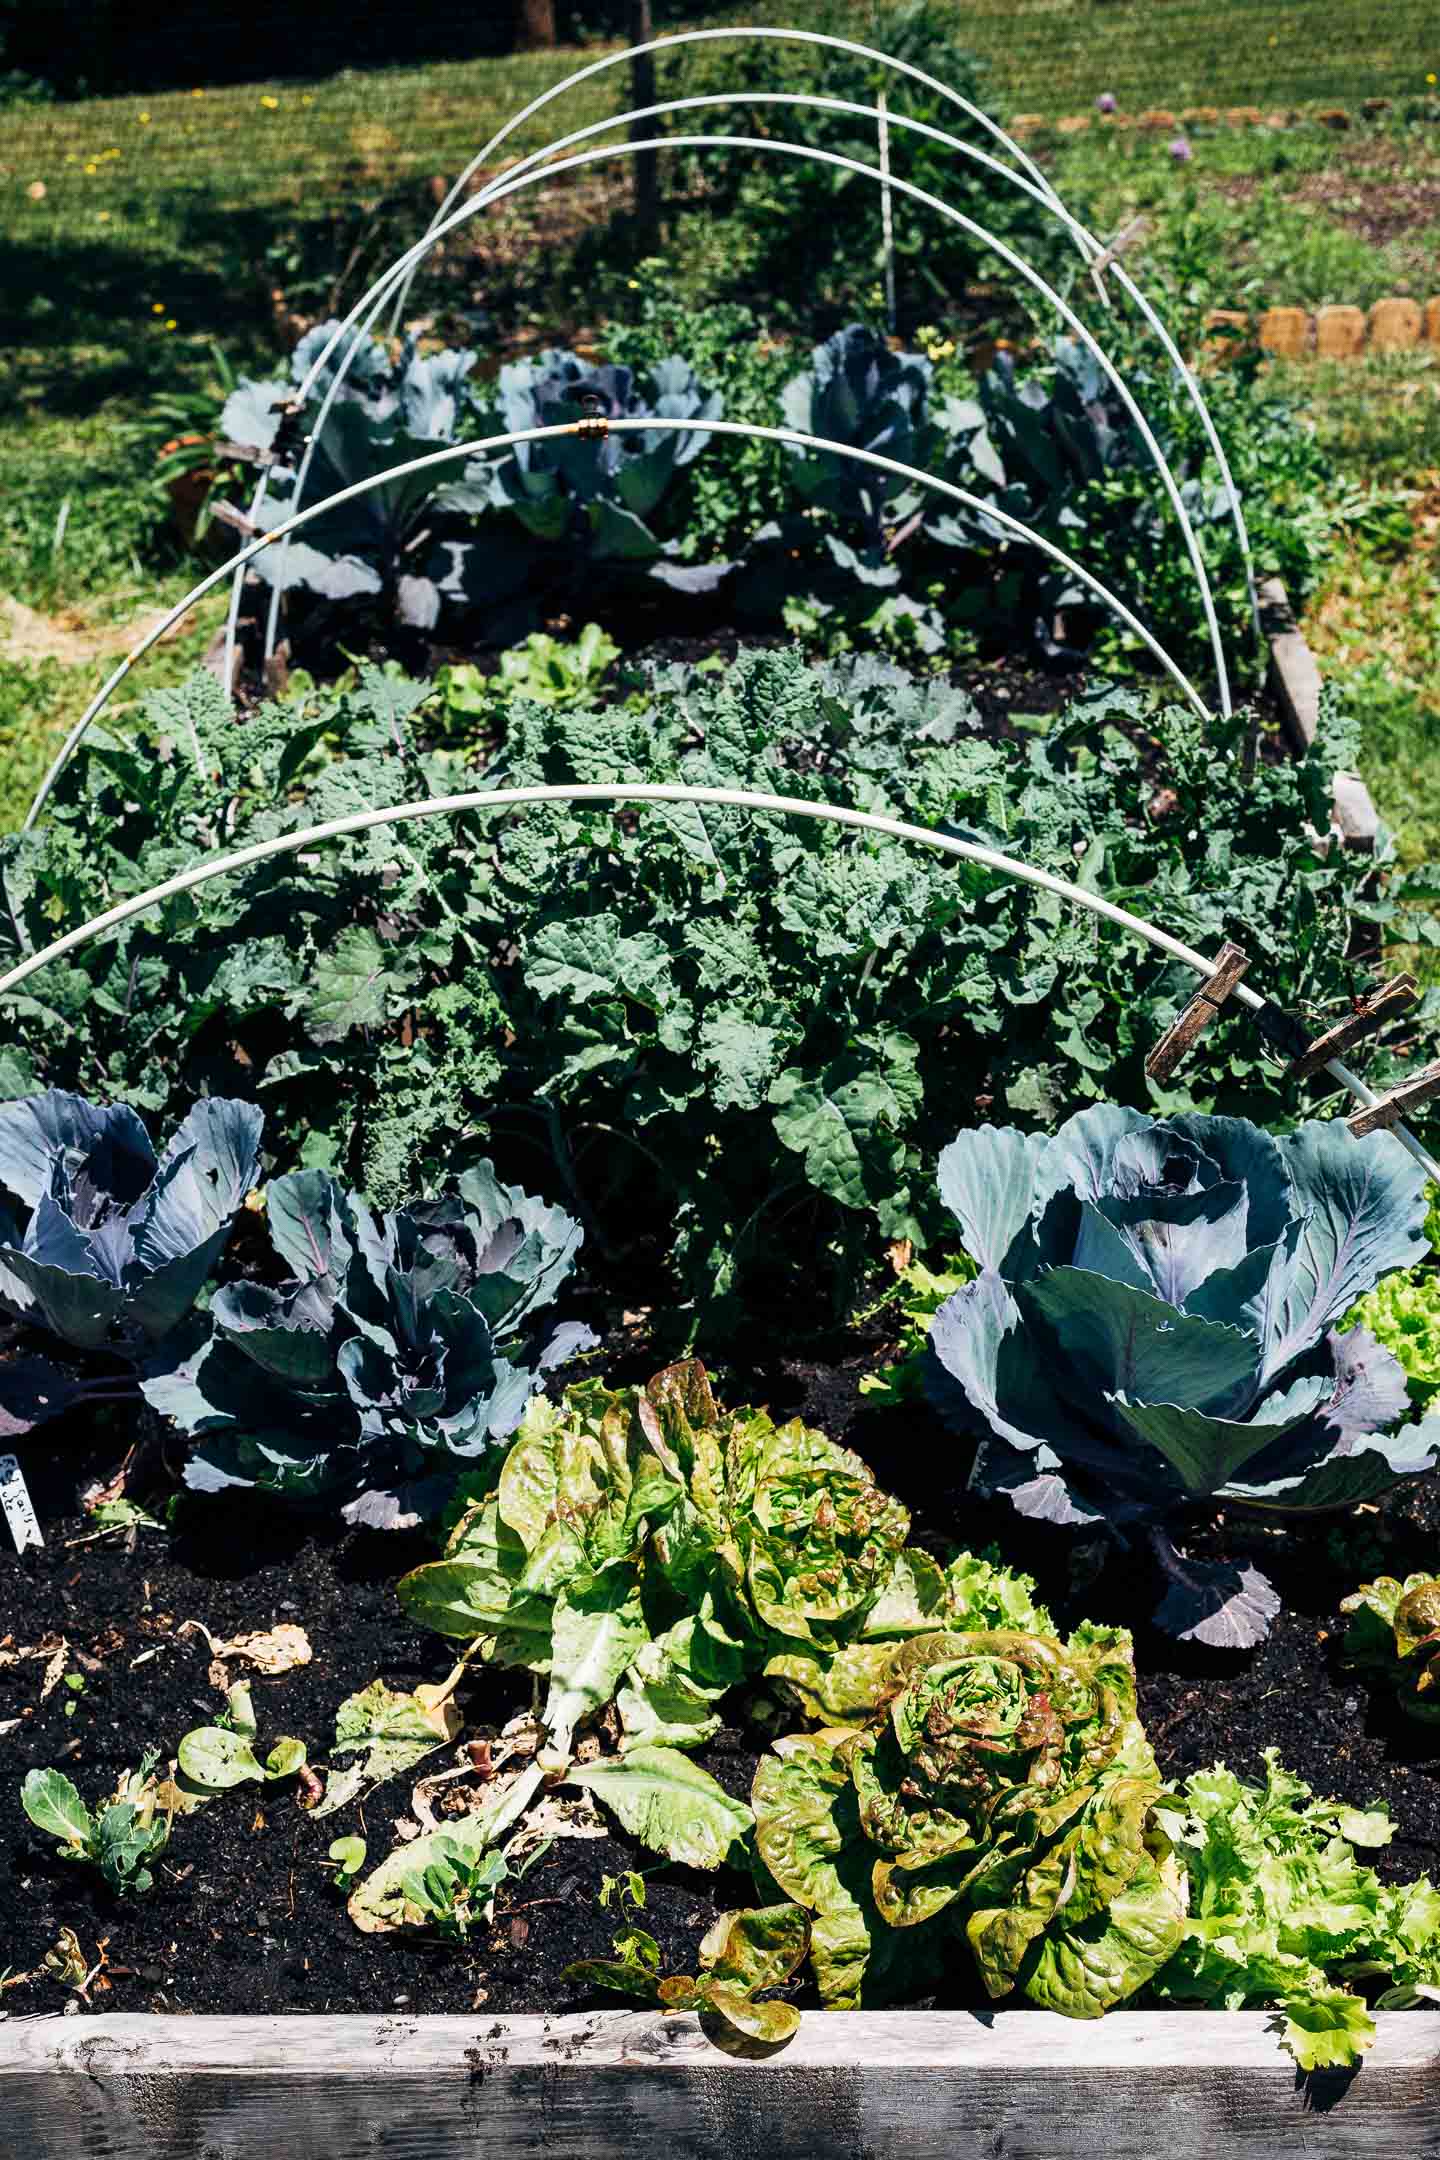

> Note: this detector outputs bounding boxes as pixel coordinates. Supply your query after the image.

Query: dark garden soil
[2,1319,1437,2023]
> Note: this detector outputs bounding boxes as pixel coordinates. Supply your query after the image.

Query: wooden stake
[1146,941,1250,1083]
[628,1,660,253]
[1347,1059,1440,1137]
[1288,974,1419,1079]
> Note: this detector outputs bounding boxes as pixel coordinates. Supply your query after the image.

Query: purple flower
[1169,136,1193,161]
[1096,91,1117,113]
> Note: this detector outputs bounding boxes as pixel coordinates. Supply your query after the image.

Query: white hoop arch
[2,782,1431,1181]
[391,23,1068,334]
[268,87,1258,691]
[247,127,1233,717]
[23,413,1211,834]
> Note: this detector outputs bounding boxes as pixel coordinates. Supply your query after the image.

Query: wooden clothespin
[576,391,609,443]
[1089,215,1149,307]
[1146,941,1250,1083]
[1288,974,1419,1080]
[1347,1059,1440,1138]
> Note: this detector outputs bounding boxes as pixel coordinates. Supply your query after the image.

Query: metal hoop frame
[2,781,1432,1181]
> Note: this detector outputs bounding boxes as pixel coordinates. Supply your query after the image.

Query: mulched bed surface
[1,1317,1436,2021]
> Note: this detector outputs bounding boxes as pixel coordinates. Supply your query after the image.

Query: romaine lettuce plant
[397,1360,1049,1755]
[142,1159,594,1523]
[1341,1572,1440,1723]
[927,1107,1440,1646]
[752,1621,1183,2015]
[0,1090,262,1435]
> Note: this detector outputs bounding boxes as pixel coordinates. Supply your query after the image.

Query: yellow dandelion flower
[191,87,205,97]
[1429,71,1438,84]
[84,161,98,174]
[165,319,177,331]
[138,111,151,124]
[97,210,111,222]
[260,94,279,110]
[152,301,164,313]
[301,94,314,106]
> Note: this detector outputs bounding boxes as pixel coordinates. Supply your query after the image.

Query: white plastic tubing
[382,23,1259,627]
[2,782,1434,1182]
[248,124,1234,717]
[21,414,1210,836]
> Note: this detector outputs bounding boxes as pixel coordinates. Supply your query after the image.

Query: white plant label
[0,1455,43,1552]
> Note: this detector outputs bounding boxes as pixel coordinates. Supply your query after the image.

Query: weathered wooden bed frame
[1,2009,1436,2157]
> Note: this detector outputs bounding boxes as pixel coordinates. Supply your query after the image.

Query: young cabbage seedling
[21,1751,173,1897]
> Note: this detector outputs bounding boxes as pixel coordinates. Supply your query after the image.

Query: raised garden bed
[4,29,1440,2155]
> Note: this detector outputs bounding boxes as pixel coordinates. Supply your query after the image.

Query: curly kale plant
[927,1107,1440,1646]
[223,321,496,634]
[461,348,727,596]
[5,651,1435,1327]
[1341,1573,1440,1723]
[0,1090,262,1435]
[752,1621,1182,2015]
[143,1160,593,1523]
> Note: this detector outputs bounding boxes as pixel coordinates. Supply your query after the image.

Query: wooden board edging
[1260,573,1381,849]
[0,2010,1436,2158]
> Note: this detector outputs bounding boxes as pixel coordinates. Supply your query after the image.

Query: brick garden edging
[1208,298,1440,359]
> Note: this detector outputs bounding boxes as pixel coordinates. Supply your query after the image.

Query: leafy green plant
[311,1678,461,1818]
[752,1621,1183,2016]
[222,321,496,638]
[392,1361,1048,1884]
[0,1090,262,1436]
[142,1160,594,1523]
[20,1755,173,1897]
[327,1834,367,1886]
[1151,1751,1429,2070]
[459,348,728,601]
[394,1832,509,1943]
[6,652,1435,1328]
[398,1360,1047,1756]
[436,624,620,750]
[1340,1573,1440,1724]
[1346,1187,1440,1410]
[177,1680,307,1794]
[926,1106,1440,1646]
[565,1902,810,2044]
[858,1252,976,1408]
